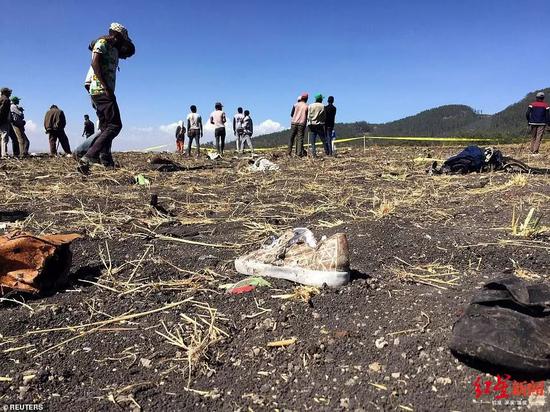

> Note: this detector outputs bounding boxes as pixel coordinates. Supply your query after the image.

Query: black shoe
[99,154,115,168]
[77,155,101,174]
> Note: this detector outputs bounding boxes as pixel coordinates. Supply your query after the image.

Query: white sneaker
[235,229,350,287]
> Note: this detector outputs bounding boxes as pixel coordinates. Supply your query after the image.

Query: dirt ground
[0,143,549,411]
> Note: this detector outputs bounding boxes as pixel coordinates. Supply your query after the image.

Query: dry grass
[156,303,228,388]
[390,257,461,289]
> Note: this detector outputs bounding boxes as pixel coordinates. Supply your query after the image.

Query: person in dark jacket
[44,105,72,156]
[175,123,186,153]
[0,87,12,159]
[324,96,337,156]
[82,114,95,138]
[526,91,549,154]
[240,110,254,155]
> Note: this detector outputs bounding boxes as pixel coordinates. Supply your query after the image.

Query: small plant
[511,206,543,237]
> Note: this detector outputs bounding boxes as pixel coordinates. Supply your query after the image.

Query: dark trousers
[8,125,19,156]
[86,94,122,159]
[215,127,226,154]
[48,129,72,155]
[324,126,334,156]
[288,123,306,156]
[308,124,326,156]
[187,129,201,156]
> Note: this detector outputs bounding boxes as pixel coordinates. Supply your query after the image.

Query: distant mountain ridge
[251,88,549,147]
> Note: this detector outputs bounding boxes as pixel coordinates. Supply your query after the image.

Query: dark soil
[0,143,548,411]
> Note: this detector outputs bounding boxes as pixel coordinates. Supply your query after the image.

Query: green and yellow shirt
[88,38,119,96]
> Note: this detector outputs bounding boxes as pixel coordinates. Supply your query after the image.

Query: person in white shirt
[209,102,227,155]
[186,105,203,157]
[233,107,245,153]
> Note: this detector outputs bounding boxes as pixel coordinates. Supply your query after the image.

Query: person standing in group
[308,94,326,157]
[324,96,337,156]
[175,122,186,153]
[186,105,203,157]
[233,107,245,153]
[241,109,254,155]
[82,114,95,138]
[9,96,30,158]
[44,105,71,156]
[0,87,12,159]
[526,91,549,154]
[79,22,135,170]
[288,93,308,157]
[210,102,227,155]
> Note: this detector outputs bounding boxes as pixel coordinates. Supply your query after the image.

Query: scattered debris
[134,174,151,186]
[427,145,550,175]
[271,285,320,303]
[435,377,452,385]
[0,232,81,295]
[0,210,30,222]
[375,337,388,349]
[207,152,221,160]
[248,157,280,172]
[369,362,382,372]
[267,337,297,348]
[450,277,550,375]
[220,277,272,295]
[148,156,184,172]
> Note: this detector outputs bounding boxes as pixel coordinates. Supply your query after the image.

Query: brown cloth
[0,232,80,295]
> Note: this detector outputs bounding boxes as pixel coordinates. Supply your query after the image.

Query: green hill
[251,88,549,146]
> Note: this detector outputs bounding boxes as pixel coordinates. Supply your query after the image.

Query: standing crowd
[175,103,254,157]
[0,88,30,158]
[288,93,337,157]
[1,21,547,168]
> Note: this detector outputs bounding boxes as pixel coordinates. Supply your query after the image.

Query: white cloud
[132,126,154,133]
[255,119,284,136]
[25,119,38,133]
[159,121,183,135]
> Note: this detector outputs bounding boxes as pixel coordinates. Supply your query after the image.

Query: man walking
[186,105,203,157]
[0,87,12,159]
[308,94,326,157]
[241,109,254,155]
[82,114,95,138]
[233,107,245,153]
[324,96,337,156]
[288,93,308,157]
[526,91,550,154]
[80,22,134,169]
[44,105,71,156]
[209,102,227,155]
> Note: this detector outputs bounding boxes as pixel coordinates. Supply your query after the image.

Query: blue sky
[0,0,548,150]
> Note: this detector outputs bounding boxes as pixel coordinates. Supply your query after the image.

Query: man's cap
[110,22,129,40]
[1,87,12,94]
[10,96,20,103]
[315,93,323,101]
[536,91,545,98]
[215,101,223,107]
[300,92,309,100]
